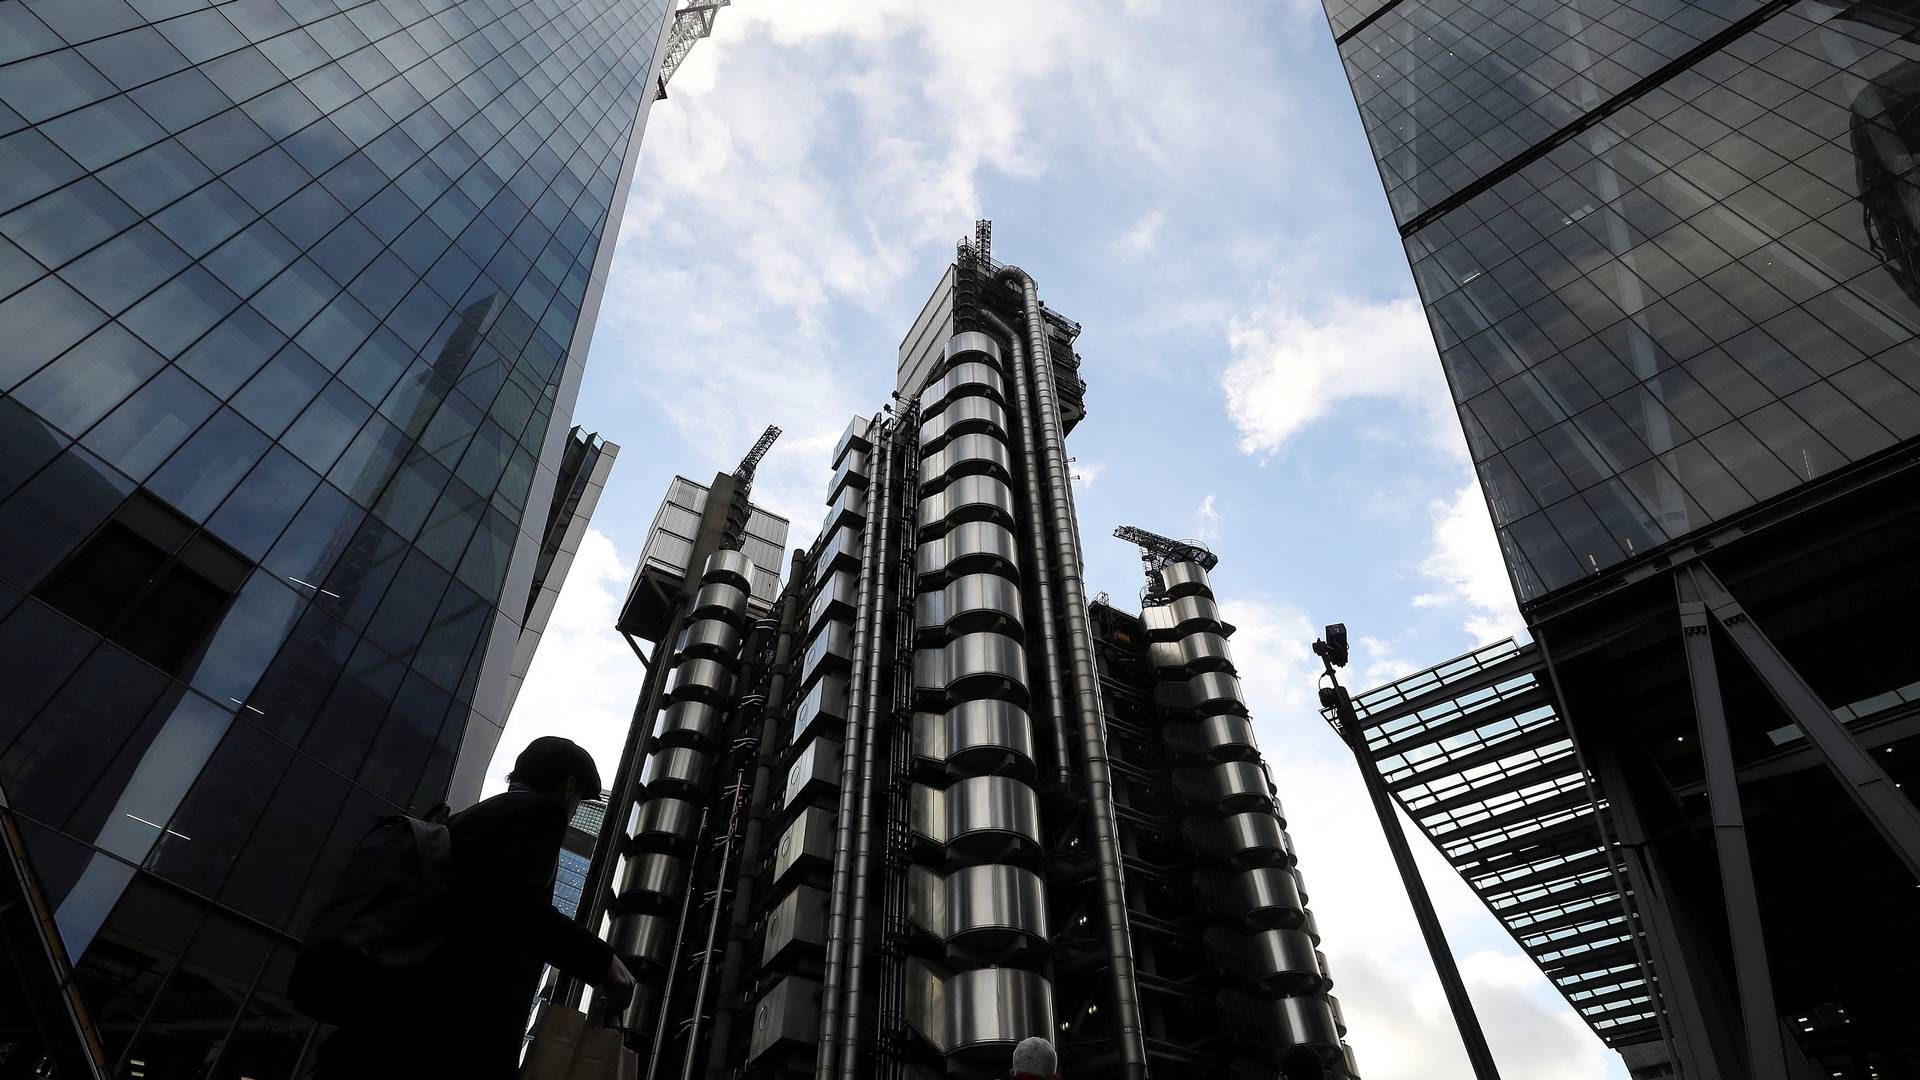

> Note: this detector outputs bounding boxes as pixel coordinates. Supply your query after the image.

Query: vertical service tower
[584,224,1353,1080]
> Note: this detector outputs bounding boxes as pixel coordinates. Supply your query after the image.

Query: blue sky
[491,3,1628,1077]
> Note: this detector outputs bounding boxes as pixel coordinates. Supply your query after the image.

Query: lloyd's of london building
[0,0,673,1074]
[1322,0,1920,1074]
[574,229,1359,1080]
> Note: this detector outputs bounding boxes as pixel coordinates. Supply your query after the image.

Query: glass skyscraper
[0,0,673,1075]
[1326,0,1920,1074]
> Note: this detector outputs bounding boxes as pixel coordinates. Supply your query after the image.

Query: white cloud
[1072,459,1106,489]
[1221,294,1457,459]
[484,529,647,799]
[1111,208,1165,259]
[1415,480,1528,645]
[1195,493,1222,543]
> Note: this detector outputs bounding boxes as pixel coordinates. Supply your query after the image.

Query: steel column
[1693,564,1920,881]
[1677,568,1786,1080]
[1590,740,1741,1080]
[1327,676,1501,1080]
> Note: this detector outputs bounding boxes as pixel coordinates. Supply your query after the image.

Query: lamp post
[1315,623,1503,1080]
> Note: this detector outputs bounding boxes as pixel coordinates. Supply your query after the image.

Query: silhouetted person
[1010,1035,1060,1080]
[316,737,635,1079]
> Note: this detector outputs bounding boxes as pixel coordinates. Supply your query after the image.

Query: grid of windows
[1342,0,1920,602]
[0,0,670,1074]
[1341,0,1768,222]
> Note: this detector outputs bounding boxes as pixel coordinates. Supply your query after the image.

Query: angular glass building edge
[571,227,1356,1080]
[1321,0,1920,1073]
[0,0,677,1075]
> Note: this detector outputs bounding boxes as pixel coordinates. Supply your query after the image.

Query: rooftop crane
[733,424,781,493]
[1113,524,1218,605]
[656,0,728,98]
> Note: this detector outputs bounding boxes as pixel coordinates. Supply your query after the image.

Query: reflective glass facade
[1331,0,1920,603]
[0,0,672,1073]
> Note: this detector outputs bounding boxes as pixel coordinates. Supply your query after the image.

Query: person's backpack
[290,805,453,1023]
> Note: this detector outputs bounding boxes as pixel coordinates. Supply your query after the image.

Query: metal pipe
[1324,669,1500,1080]
[997,267,1149,1078]
[838,426,899,1080]
[704,556,806,1080]
[644,806,710,1080]
[568,601,687,1007]
[980,308,1074,787]
[815,419,887,1080]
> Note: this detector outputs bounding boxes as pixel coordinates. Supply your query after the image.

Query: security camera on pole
[1315,623,1503,1080]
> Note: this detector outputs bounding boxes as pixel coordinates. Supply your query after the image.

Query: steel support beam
[1692,564,1920,881]
[1677,568,1786,1080]
[1589,741,1739,1079]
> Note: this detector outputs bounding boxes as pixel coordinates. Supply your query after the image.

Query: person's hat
[1010,1035,1057,1079]
[510,736,603,797]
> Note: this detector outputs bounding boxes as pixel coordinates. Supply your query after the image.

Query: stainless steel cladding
[628,796,702,852]
[912,700,1038,779]
[1208,926,1323,995]
[668,658,735,704]
[1160,559,1212,598]
[657,700,724,748]
[1164,712,1260,763]
[920,361,1005,411]
[915,573,1024,638]
[1148,554,1351,1074]
[792,674,850,745]
[644,746,714,798]
[917,475,1016,532]
[807,569,858,635]
[1199,865,1308,929]
[943,967,1057,1059]
[919,395,1010,448]
[692,581,751,622]
[748,977,824,1065]
[912,775,1045,864]
[771,807,836,890]
[612,911,676,969]
[702,549,755,592]
[676,618,745,662]
[916,521,1018,584]
[616,851,688,908]
[784,736,841,811]
[763,885,831,968]
[915,632,1028,703]
[919,433,1013,491]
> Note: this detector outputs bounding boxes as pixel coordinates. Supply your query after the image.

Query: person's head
[1009,1035,1057,1080]
[508,737,602,814]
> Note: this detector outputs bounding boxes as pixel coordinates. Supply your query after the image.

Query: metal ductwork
[998,265,1151,1078]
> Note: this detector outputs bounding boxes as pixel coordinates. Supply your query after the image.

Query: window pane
[232,346,328,438]
[82,367,218,482]
[0,636,170,829]
[220,751,349,926]
[182,571,303,706]
[12,323,165,437]
[148,410,264,523]
[0,275,107,391]
[71,688,232,866]
[0,444,133,588]
[208,448,321,560]
[58,221,191,316]
[147,720,292,898]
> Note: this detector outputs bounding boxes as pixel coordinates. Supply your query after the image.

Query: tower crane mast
[655,0,728,97]
[1113,524,1218,605]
